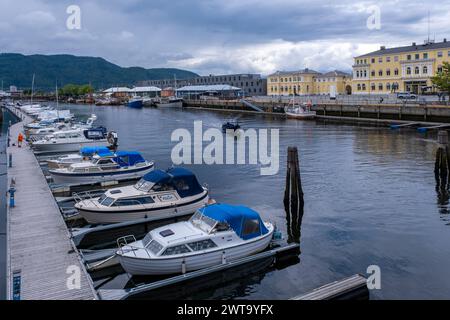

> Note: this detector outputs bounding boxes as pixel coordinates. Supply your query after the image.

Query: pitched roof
[317,70,351,78]
[356,40,450,58]
[268,68,320,76]
[176,84,241,91]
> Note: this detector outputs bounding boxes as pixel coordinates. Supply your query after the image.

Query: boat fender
[181,259,186,274]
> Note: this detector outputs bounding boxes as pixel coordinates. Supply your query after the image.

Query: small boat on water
[47,146,114,169]
[49,151,154,184]
[222,121,240,132]
[116,203,274,275]
[31,127,117,154]
[74,167,209,224]
[156,97,183,108]
[284,102,316,120]
[127,97,144,109]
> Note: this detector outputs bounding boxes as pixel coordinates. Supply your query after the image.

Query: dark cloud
[0,0,449,75]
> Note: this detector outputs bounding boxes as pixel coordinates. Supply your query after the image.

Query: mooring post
[284,147,304,243]
[435,130,450,188]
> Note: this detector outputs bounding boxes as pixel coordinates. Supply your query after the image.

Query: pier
[5,107,96,300]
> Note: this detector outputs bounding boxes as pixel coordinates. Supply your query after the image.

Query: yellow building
[352,39,450,94]
[267,69,352,96]
[314,71,352,95]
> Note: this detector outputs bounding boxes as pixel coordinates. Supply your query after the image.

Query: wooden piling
[435,130,450,190]
[283,147,304,243]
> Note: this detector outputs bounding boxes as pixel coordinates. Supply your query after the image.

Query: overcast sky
[1,0,449,75]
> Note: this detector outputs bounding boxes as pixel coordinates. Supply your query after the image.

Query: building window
[378,83,383,90]
[406,67,411,75]
[423,53,428,59]
[415,53,419,59]
[378,57,383,63]
[386,83,391,91]
[363,70,367,77]
[394,56,399,62]
[356,71,360,78]
[423,66,428,74]
[407,54,411,60]
[371,70,375,77]
[438,65,443,73]
[448,51,450,57]
[371,58,375,63]
[386,69,391,76]
[438,51,443,58]
[394,68,399,75]
[386,56,391,62]
[362,84,366,90]
[371,83,375,91]
[378,70,383,76]
[414,66,420,74]
[357,84,361,91]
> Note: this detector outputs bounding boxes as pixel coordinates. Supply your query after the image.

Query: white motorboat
[116,203,274,275]
[156,97,183,108]
[47,146,112,169]
[31,127,117,154]
[49,151,154,184]
[27,114,98,140]
[74,167,209,224]
[284,101,316,119]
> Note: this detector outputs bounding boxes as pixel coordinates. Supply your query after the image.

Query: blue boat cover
[113,151,146,167]
[199,204,269,240]
[141,167,204,198]
[80,146,111,156]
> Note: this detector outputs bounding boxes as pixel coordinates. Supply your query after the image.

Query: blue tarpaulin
[199,204,269,240]
[80,146,111,156]
[114,151,146,167]
[141,167,204,198]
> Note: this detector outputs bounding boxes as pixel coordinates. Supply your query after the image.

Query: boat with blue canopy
[47,146,114,169]
[116,203,274,275]
[49,150,154,185]
[74,167,209,224]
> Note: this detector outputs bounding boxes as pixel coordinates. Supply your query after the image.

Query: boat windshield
[134,179,154,192]
[189,211,217,233]
[98,194,115,206]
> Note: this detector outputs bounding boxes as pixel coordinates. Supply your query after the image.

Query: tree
[432,62,450,99]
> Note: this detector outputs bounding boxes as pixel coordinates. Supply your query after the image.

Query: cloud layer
[1,0,449,75]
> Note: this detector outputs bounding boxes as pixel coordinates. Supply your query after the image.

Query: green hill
[0,53,198,91]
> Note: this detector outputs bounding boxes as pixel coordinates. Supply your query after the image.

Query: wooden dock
[5,107,96,300]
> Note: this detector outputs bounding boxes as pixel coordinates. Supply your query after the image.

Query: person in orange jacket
[18,133,24,148]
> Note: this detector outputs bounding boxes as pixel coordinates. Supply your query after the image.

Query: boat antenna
[55,80,59,120]
[31,73,35,105]
[427,10,430,43]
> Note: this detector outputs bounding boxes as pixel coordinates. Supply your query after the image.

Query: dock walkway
[6,107,96,300]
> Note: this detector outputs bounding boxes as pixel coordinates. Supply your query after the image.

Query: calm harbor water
[59,104,450,298]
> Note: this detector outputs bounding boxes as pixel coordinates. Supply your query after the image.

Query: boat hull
[119,228,274,275]
[127,100,143,108]
[156,101,183,108]
[285,111,316,119]
[50,164,154,185]
[77,192,209,224]
[31,139,109,154]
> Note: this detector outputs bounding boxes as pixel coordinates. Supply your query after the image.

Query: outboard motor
[107,131,118,150]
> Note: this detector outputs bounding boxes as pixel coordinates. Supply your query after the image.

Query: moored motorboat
[74,167,209,224]
[156,97,183,108]
[116,203,274,276]
[46,146,113,169]
[284,102,316,119]
[31,127,117,154]
[49,151,154,184]
[127,97,144,108]
[222,121,240,132]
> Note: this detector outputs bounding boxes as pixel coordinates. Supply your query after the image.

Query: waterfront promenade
[5,107,96,300]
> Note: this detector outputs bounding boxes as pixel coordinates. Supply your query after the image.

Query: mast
[31,73,35,105]
[55,80,59,120]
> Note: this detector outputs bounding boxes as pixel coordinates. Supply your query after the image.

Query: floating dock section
[5,106,96,300]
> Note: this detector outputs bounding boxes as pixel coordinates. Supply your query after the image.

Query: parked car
[397,92,417,100]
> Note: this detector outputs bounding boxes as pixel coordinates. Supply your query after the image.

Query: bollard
[8,153,12,167]
[8,186,16,207]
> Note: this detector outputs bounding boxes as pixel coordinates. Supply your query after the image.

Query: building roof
[103,87,131,93]
[356,40,450,58]
[130,86,161,92]
[176,84,242,92]
[268,68,320,76]
[317,70,352,78]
